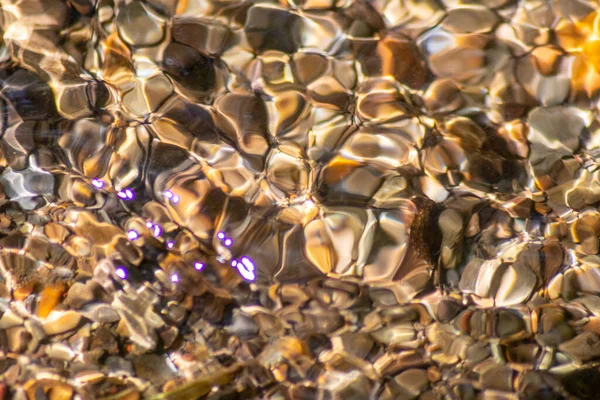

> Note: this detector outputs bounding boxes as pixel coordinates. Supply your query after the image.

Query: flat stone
[559,331,600,364]
[103,356,134,377]
[80,303,120,324]
[133,354,177,385]
[65,282,95,309]
[116,2,164,47]
[43,310,82,335]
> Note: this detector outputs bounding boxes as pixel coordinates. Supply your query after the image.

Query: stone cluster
[0,0,599,398]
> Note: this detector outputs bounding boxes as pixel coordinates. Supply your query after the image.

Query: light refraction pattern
[1,0,600,399]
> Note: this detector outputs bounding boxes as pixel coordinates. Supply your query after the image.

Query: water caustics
[1,0,600,399]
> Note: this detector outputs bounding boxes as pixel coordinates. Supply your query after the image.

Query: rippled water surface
[2,0,600,398]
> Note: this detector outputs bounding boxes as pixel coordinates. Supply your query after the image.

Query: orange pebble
[13,282,35,302]
[37,283,66,318]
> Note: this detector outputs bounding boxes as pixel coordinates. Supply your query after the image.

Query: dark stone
[1,69,58,121]
[132,354,177,385]
[161,42,215,92]
[436,299,463,323]
[244,6,302,53]
[563,369,600,400]
[90,325,119,355]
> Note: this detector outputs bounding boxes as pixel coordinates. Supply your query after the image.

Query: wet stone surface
[0,0,600,398]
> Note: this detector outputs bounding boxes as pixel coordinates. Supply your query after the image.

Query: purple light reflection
[115,267,127,279]
[232,256,256,282]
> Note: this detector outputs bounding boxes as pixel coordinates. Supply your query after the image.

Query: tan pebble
[43,311,82,335]
[0,310,24,329]
[73,370,104,385]
[46,343,76,361]
[5,327,30,353]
